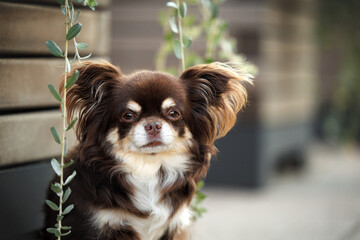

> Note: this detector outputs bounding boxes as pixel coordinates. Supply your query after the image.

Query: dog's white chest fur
[93,175,191,240]
[92,151,192,240]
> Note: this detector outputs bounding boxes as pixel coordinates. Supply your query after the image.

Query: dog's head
[63,61,252,158]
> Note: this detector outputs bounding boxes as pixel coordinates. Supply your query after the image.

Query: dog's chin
[134,141,170,154]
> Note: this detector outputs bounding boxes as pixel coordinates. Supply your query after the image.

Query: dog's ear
[60,61,122,142]
[180,62,253,145]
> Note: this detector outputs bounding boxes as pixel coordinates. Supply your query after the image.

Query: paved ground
[191,144,360,240]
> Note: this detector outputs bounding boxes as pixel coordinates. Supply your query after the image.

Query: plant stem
[58,0,69,238]
[176,0,185,71]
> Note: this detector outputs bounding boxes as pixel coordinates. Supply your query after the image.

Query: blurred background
[0,0,359,239]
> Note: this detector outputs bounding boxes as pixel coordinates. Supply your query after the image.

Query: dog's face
[64,61,252,161]
[110,72,192,155]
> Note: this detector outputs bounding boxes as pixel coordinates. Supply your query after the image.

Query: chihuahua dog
[43,61,252,240]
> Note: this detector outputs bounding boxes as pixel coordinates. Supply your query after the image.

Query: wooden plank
[0,2,110,56]
[0,59,62,110]
[0,111,76,166]
[0,58,110,110]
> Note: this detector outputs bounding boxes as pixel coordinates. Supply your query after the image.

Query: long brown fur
[42,60,252,240]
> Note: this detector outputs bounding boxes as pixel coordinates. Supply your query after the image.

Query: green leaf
[79,53,92,60]
[46,40,63,57]
[63,204,74,215]
[66,117,78,131]
[197,180,205,190]
[61,226,72,230]
[66,23,82,40]
[51,182,62,195]
[64,159,75,168]
[75,0,82,3]
[179,2,187,18]
[169,16,178,34]
[57,0,65,5]
[210,2,219,19]
[64,171,77,185]
[61,6,66,15]
[63,187,71,203]
[66,58,71,73]
[76,42,88,49]
[50,126,61,144]
[48,84,62,102]
[57,215,64,221]
[196,191,207,202]
[70,3,74,22]
[51,158,61,176]
[183,35,192,48]
[73,10,80,22]
[46,200,59,211]
[61,230,71,236]
[54,229,61,237]
[66,70,79,89]
[166,2,178,9]
[46,228,60,236]
[64,137,68,156]
[173,39,182,59]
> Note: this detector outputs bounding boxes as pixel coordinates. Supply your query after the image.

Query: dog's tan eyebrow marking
[161,98,176,109]
[126,100,142,112]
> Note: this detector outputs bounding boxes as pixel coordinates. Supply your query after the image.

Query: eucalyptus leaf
[173,39,182,59]
[46,40,63,57]
[46,228,58,234]
[179,2,187,18]
[63,187,72,203]
[55,229,61,237]
[66,117,78,131]
[64,171,77,185]
[57,215,64,221]
[169,16,178,34]
[51,158,61,176]
[210,2,219,19]
[63,204,74,215]
[61,230,71,236]
[51,182,62,195]
[64,159,75,168]
[48,84,62,102]
[73,10,80,23]
[66,70,79,89]
[46,200,59,211]
[64,137,68,155]
[66,58,71,73]
[61,6,66,15]
[71,4,74,22]
[183,35,192,48]
[79,53,92,60]
[166,2,178,9]
[50,126,61,144]
[76,43,88,50]
[57,0,65,5]
[66,23,82,40]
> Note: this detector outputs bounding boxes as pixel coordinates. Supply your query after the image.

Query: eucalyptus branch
[166,0,192,72]
[45,0,97,238]
[176,0,186,71]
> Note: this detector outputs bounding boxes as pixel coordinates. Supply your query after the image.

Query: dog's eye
[122,112,136,122]
[167,110,181,120]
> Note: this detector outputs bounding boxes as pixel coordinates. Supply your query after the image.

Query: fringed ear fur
[180,62,253,145]
[59,60,122,142]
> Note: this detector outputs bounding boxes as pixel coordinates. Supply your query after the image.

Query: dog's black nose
[145,122,162,136]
